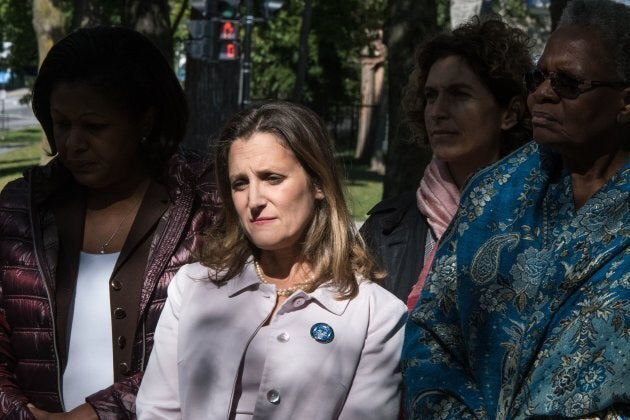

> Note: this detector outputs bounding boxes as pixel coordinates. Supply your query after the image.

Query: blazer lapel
[114,180,169,273]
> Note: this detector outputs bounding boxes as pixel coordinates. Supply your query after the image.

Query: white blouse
[63,251,118,410]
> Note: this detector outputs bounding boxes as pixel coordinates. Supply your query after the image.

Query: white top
[63,251,118,410]
[137,261,407,420]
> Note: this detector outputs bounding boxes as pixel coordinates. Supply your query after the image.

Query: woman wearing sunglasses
[402,0,630,418]
[361,16,532,309]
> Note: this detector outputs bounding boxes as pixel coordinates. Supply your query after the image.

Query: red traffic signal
[215,20,239,61]
[219,21,237,40]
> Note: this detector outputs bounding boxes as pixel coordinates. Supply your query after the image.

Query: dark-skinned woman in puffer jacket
[0,27,220,419]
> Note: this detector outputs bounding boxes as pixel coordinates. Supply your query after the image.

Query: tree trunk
[123,0,174,63]
[32,0,66,68]
[355,34,386,166]
[382,0,437,199]
[291,0,313,103]
[32,0,66,161]
[72,0,111,28]
[183,58,240,151]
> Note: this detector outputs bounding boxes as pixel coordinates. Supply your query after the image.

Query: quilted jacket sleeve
[0,313,36,420]
[85,374,142,420]
[0,179,37,420]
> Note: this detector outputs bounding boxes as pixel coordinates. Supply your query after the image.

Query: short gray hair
[559,0,630,81]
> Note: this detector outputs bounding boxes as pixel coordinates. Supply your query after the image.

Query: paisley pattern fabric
[402,142,630,419]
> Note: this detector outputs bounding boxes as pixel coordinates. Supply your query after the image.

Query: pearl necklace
[254,260,315,297]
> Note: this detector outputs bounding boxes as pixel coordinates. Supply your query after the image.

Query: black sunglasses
[525,68,630,99]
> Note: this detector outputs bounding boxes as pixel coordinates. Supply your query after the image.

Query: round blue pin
[310,323,334,343]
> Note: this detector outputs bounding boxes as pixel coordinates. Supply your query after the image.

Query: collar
[226,259,350,316]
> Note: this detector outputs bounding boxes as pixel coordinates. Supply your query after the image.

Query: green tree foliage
[251,4,302,102]
[0,0,38,78]
[491,0,551,55]
[250,0,386,118]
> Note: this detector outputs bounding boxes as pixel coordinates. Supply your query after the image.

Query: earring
[141,136,147,144]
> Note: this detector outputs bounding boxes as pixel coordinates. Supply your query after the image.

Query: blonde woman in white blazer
[137,102,406,419]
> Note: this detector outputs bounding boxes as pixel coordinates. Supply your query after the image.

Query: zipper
[140,320,146,371]
[27,171,65,410]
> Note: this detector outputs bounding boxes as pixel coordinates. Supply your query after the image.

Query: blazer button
[293,297,306,308]
[277,332,290,343]
[113,308,126,319]
[119,362,130,375]
[110,280,122,291]
[266,389,281,404]
[117,335,126,349]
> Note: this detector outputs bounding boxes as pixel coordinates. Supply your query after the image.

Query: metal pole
[240,0,254,108]
[0,89,6,134]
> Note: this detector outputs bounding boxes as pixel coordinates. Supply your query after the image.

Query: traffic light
[216,20,239,61]
[186,19,214,60]
[218,0,241,19]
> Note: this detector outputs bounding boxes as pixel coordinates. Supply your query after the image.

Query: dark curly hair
[32,26,188,177]
[402,15,533,155]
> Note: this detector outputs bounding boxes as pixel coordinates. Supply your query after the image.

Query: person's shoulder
[166,147,219,203]
[361,190,421,239]
[366,190,417,216]
[357,279,407,313]
[466,140,540,186]
[175,262,214,282]
[167,147,212,181]
[1,175,28,200]
[0,164,47,207]
[170,262,217,295]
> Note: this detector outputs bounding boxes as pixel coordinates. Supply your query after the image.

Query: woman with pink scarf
[361,16,532,311]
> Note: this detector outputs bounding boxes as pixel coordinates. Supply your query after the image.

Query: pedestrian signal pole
[187,0,285,115]
[184,0,240,151]
[240,0,254,107]
[239,0,284,108]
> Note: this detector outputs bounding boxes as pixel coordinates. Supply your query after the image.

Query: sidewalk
[1,88,38,132]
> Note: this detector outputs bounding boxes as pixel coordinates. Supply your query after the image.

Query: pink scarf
[406,158,460,311]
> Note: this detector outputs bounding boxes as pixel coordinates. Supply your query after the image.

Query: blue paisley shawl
[402,142,630,419]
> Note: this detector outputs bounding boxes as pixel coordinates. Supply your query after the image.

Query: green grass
[337,150,384,221]
[0,128,44,188]
[0,132,384,220]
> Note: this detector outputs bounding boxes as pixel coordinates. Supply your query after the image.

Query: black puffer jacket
[0,150,220,419]
[360,191,429,302]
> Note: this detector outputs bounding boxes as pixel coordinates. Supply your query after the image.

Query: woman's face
[424,55,513,170]
[228,132,324,255]
[527,25,627,165]
[50,82,150,190]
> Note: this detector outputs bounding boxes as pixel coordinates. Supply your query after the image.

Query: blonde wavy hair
[199,101,382,299]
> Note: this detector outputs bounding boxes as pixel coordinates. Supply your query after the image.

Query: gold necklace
[92,187,146,254]
[99,214,130,254]
[254,260,315,297]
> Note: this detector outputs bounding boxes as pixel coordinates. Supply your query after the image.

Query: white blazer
[136,261,407,420]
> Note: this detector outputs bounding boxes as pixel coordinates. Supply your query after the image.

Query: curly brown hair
[402,15,533,155]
